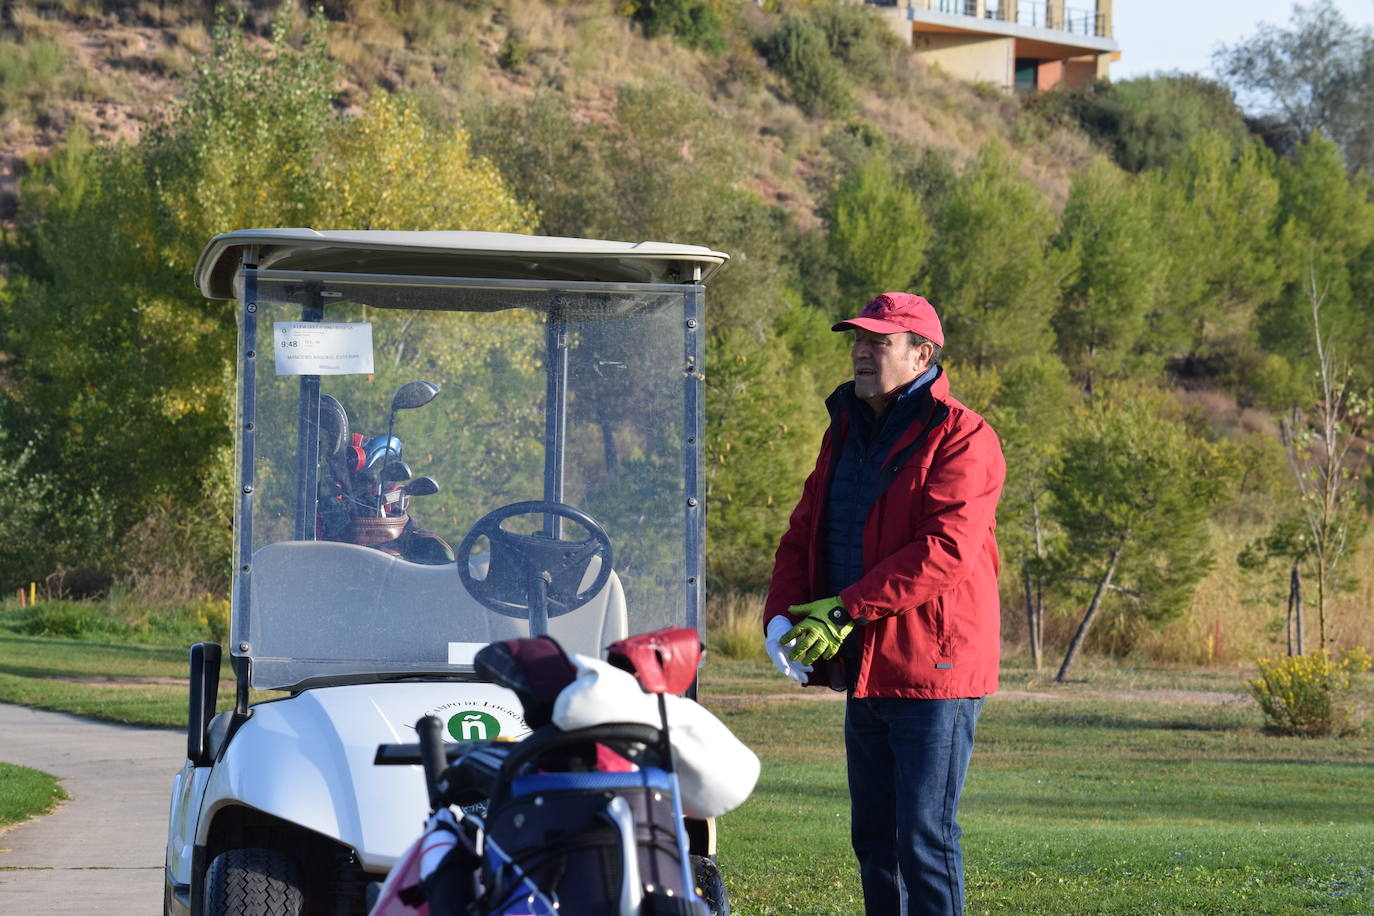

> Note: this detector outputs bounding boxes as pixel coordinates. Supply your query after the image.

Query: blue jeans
[844,695,983,916]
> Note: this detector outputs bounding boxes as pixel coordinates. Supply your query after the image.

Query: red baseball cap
[832,293,944,347]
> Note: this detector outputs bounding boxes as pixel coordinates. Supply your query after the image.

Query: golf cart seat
[246,541,628,689]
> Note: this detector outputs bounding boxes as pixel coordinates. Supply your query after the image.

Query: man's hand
[765,616,812,683]
[782,597,854,665]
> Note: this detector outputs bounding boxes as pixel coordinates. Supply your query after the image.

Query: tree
[1047,390,1239,682]
[924,142,1067,372]
[1237,516,1311,656]
[1052,159,1165,394]
[467,82,797,338]
[705,304,845,590]
[1214,0,1374,174]
[821,154,931,308]
[1257,134,1374,383]
[1277,265,1371,650]
[0,11,533,590]
[1144,133,1287,363]
[978,355,1076,670]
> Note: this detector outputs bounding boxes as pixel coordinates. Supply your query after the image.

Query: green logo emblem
[448,710,501,741]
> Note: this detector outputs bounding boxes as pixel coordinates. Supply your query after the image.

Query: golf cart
[165,229,729,915]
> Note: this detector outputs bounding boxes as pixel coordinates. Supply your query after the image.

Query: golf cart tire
[692,854,730,916]
[204,847,305,916]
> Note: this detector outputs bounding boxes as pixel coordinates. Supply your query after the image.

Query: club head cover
[606,627,703,695]
[473,636,577,728]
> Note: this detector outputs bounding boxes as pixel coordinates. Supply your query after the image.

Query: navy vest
[823,367,941,594]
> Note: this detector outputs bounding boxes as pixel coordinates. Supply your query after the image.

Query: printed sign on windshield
[274,322,375,375]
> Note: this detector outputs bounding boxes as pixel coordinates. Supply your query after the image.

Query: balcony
[901,0,1111,40]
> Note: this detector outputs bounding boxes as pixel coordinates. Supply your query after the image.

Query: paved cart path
[0,703,183,915]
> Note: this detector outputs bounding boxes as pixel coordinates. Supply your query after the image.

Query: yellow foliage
[1247,648,1372,737]
[196,594,232,643]
[316,92,537,233]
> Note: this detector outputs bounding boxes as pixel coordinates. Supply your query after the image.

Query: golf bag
[373,630,753,916]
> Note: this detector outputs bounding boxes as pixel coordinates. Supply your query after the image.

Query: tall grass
[706,589,764,661]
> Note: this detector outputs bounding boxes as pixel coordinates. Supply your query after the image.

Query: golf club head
[379,461,412,484]
[390,380,441,413]
[319,395,349,456]
[404,476,439,498]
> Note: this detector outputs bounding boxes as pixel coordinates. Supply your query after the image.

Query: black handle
[187,642,222,765]
[497,722,664,781]
[417,715,448,811]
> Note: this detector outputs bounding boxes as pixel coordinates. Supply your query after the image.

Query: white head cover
[552,655,760,818]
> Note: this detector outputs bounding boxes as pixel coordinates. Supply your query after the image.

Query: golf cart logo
[449,710,500,741]
[423,699,527,742]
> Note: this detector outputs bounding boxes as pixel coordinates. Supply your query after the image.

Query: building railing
[906,0,1111,39]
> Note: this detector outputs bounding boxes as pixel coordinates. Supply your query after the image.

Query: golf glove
[765,616,812,683]
[782,596,854,666]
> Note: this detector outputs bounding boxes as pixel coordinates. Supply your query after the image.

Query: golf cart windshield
[229,270,706,691]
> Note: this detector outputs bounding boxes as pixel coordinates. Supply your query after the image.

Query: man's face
[851,329,929,408]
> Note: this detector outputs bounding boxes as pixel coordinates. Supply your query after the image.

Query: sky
[1112,0,1374,80]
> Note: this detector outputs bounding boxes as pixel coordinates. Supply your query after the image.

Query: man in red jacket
[763,292,1004,916]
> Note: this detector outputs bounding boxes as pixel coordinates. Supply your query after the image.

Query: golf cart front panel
[233,269,707,692]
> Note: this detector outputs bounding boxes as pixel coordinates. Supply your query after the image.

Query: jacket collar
[826,365,948,431]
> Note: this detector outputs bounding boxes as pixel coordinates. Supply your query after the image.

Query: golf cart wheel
[204,847,305,916]
[692,854,730,916]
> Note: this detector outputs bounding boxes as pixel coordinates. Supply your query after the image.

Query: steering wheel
[456,501,614,621]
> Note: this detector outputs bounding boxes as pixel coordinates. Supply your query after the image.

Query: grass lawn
[705,659,1374,915]
[1,614,1370,913]
[0,626,253,727]
[0,762,67,830]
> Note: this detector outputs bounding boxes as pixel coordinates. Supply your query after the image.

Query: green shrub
[760,17,851,117]
[1248,648,1372,737]
[497,29,530,70]
[22,602,129,639]
[3,597,230,646]
[0,37,67,124]
[632,0,726,56]
[1028,75,1250,173]
[808,0,899,86]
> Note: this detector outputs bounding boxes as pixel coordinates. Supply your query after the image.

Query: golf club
[401,476,439,499]
[379,460,412,484]
[377,461,414,516]
[377,381,439,513]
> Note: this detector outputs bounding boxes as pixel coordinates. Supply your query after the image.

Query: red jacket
[764,370,1005,698]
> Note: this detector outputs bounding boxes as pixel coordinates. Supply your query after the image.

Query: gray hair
[909,332,943,366]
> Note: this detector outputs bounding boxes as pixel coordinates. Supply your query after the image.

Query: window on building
[1014,58,1039,92]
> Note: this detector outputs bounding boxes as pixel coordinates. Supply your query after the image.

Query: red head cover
[606,627,703,695]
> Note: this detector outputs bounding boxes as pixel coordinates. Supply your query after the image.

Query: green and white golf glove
[765,616,812,683]
[782,596,854,666]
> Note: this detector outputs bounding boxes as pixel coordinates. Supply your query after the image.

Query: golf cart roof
[194,229,730,298]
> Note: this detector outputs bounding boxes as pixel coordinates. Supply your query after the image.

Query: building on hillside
[869,0,1121,92]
